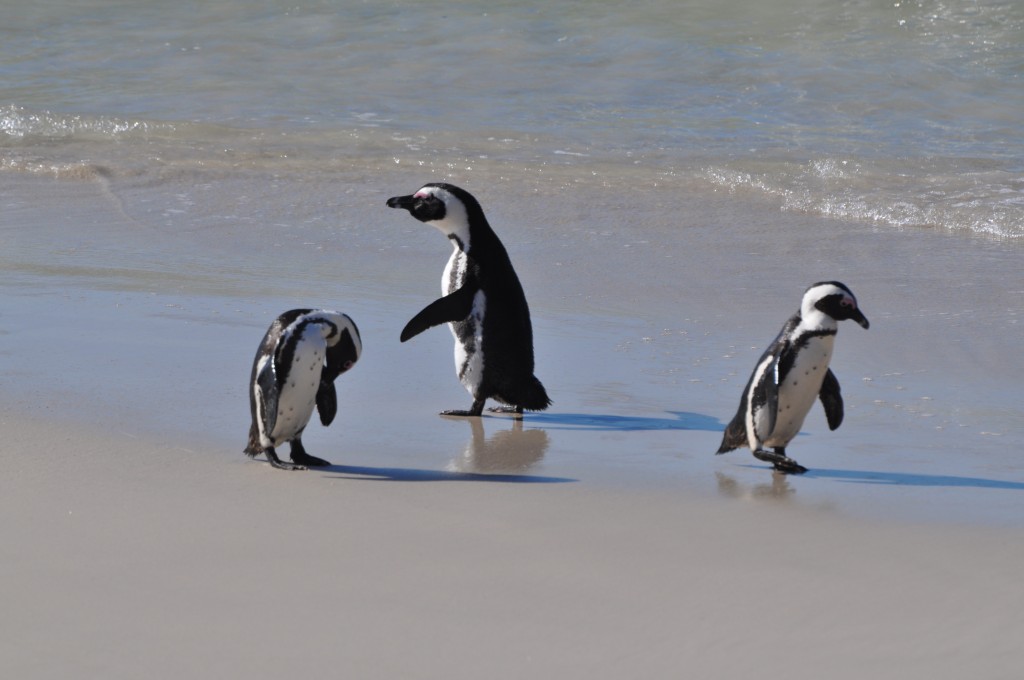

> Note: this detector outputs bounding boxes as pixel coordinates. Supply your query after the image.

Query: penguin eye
[343,360,354,369]
[840,298,854,308]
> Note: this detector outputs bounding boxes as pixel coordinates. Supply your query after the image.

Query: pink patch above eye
[841,298,854,307]
[413,191,430,198]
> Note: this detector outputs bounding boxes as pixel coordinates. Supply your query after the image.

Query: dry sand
[2,415,1022,679]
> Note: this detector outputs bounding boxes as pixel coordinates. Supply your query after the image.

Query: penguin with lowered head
[245,309,361,470]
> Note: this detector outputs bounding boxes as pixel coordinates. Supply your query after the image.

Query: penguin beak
[851,309,870,329]
[386,192,446,223]
[386,194,415,211]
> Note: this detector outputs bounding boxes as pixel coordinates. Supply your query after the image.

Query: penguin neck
[448,233,469,253]
[799,306,839,333]
[427,197,472,250]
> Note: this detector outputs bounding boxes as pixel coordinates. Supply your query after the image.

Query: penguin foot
[268,460,306,471]
[288,440,329,467]
[441,397,486,418]
[772,459,808,475]
[752,449,808,475]
[290,451,331,467]
[487,405,524,417]
[263,448,306,471]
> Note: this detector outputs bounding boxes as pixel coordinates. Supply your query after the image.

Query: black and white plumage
[386,183,550,417]
[244,309,361,470]
[717,281,869,474]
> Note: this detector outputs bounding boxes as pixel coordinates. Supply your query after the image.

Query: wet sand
[2,172,1023,677]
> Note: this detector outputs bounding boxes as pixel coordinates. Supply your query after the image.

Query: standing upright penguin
[386,183,550,417]
[717,281,869,474]
[245,309,361,470]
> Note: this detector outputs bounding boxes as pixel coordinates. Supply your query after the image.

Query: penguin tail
[518,375,552,412]
[244,425,263,458]
[716,417,746,455]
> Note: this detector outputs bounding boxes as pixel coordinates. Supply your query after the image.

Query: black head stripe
[809,281,854,297]
[424,183,488,227]
[323,328,359,382]
[387,190,447,222]
[814,293,857,320]
[417,194,447,222]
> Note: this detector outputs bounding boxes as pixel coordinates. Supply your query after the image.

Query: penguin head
[318,312,362,381]
[803,281,870,329]
[386,183,480,248]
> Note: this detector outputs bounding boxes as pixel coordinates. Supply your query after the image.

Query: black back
[445,186,547,409]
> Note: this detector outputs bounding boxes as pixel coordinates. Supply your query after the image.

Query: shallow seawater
[3,0,1023,237]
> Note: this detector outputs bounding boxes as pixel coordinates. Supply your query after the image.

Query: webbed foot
[772,459,808,475]
[752,449,808,475]
[290,451,330,467]
[441,397,485,418]
[487,405,524,418]
[289,440,330,467]
[264,447,306,471]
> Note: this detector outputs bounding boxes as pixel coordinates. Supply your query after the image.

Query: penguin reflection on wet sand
[717,281,869,474]
[386,183,551,417]
[448,418,550,474]
[245,309,361,470]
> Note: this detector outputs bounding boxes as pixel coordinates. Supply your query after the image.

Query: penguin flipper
[819,368,844,430]
[316,379,338,426]
[400,284,478,342]
[317,325,358,427]
[256,356,279,440]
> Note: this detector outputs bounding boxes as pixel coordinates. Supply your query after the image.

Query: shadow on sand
[320,463,573,484]
[525,410,723,432]
[804,467,1024,490]
[319,462,573,483]
[732,464,1024,491]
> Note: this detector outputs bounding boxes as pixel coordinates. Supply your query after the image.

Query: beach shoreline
[3,161,1023,678]
[3,171,1022,524]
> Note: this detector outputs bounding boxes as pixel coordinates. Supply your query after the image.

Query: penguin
[244,309,361,470]
[386,183,550,417]
[717,281,869,474]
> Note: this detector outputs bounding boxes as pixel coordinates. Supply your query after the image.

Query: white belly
[453,290,487,394]
[442,248,464,296]
[764,337,834,447]
[442,247,486,395]
[269,336,326,445]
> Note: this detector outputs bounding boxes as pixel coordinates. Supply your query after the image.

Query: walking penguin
[717,281,869,474]
[386,183,550,417]
[245,309,361,470]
